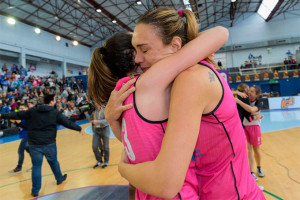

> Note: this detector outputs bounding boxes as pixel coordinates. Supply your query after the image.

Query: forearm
[1,112,20,120]
[108,119,122,142]
[141,26,228,90]
[236,99,257,113]
[97,119,109,126]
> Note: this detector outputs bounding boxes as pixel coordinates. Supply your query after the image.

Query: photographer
[85,103,110,169]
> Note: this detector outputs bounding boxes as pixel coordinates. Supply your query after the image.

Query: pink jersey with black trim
[193,61,265,200]
[115,77,199,200]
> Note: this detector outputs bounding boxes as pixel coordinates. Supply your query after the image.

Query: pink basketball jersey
[116,77,199,200]
[193,61,265,200]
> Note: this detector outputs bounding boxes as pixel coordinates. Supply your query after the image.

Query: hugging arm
[139,26,228,91]
[236,98,258,114]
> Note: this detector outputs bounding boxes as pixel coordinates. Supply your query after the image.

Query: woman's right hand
[104,78,136,123]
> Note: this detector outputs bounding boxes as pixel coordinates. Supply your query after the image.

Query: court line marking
[263,190,283,200]
[0,164,118,189]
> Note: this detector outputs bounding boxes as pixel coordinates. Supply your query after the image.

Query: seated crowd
[0,63,88,130]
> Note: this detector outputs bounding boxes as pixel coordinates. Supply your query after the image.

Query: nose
[135,50,145,64]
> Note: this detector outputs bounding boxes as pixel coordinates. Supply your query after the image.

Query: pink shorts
[244,125,261,146]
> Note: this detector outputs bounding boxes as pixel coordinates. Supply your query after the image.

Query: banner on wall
[28,64,36,71]
[218,70,229,84]
[228,70,300,83]
[67,70,73,74]
[268,96,300,109]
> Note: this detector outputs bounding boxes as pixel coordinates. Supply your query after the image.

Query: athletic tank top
[115,77,199,200]
[194,61,265,200]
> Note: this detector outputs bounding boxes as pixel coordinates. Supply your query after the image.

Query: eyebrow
[136,43,148,47]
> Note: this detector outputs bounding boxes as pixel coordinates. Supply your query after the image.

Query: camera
[78,101,95,114]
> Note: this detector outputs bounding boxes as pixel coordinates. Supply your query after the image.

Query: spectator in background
[217,60,222,68]
[248,53,254,62]
[85,103,110,169]
[19,65,27,76]
[5,69,11,77]
[2,76,9,93]
[7,91,15,102]
[2,63,7,72]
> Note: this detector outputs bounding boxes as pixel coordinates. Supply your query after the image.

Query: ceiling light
[257,0,279,20]
[73,40,78,46]
[54,16,58,20]
[7,17,16,25]
[183,0,192,11]
[96,8,101,13]
[34,28,41,34]
[112,19,117,23]
[55,36,61,41]
[136,1,142,5]
[231,0,236,2]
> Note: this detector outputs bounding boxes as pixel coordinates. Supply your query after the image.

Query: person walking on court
[0,94,83,197]
[85,103,110,168]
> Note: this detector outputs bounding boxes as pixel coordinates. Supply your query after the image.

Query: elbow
[216,26,229,44]
[155,175,184,199]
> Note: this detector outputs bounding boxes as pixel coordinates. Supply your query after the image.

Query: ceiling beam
[85,0,133,32]
[266,0,284,22]
[0,11,91,47]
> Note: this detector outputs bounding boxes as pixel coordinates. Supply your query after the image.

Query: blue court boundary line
[262,108,300,112]
[0,120,90,145]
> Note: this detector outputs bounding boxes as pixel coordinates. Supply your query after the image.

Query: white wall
[26,61,64,78]
[226,44,299,68]
[223,13,300,68]
[0,15,91,74]
[66,64,85,77]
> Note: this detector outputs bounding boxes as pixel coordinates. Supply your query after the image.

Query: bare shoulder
[175,64,219,88]
[173,64,222,112]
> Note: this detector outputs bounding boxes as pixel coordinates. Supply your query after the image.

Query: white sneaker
[257,167,265,177]
[258,186,264,190]
[251,172,258,181]
[93,162,102,169]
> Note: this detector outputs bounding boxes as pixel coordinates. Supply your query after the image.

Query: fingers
[121,103,133,112]
[120,87,136,102]
[118,78,136,95]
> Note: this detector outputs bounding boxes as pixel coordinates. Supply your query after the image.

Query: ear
[171,36,182,52]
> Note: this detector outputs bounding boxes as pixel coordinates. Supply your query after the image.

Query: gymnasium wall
[215,13,300,68]
[0,15,90,73]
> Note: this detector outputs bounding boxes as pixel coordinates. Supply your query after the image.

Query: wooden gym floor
[0,120,299,199]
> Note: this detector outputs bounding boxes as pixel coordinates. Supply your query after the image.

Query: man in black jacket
[0,94,83,197]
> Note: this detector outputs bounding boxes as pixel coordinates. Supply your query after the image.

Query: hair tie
[100,47,107,55]
[178,9,184,18]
